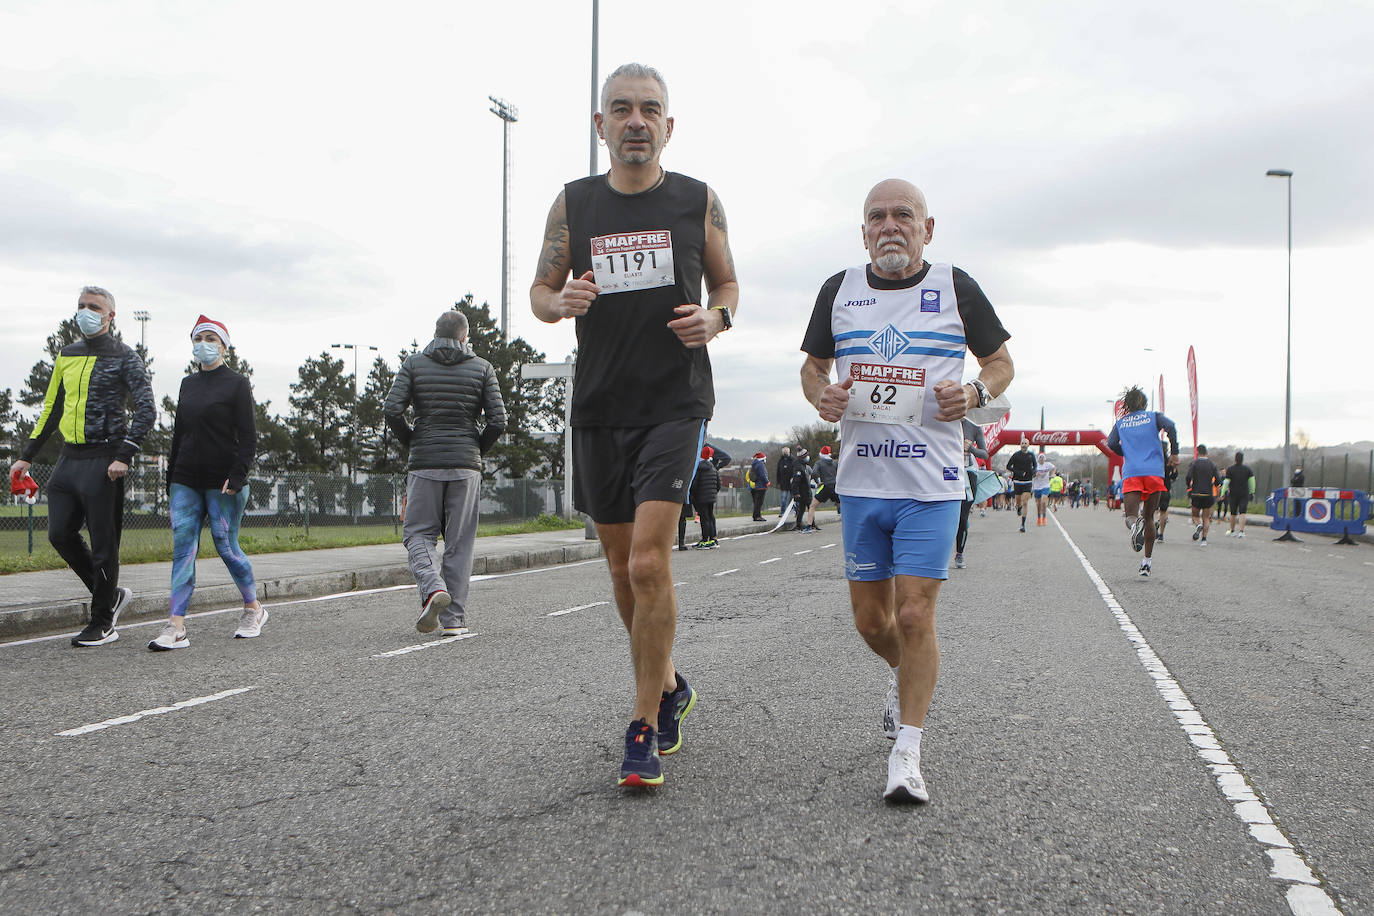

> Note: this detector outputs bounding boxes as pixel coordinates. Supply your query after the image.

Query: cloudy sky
[4,0,1371,452]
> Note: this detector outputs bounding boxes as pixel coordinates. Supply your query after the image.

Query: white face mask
[193,341,221,366]
[75,308,104,336]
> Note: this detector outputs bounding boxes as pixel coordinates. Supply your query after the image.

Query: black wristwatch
[710,305,733,331]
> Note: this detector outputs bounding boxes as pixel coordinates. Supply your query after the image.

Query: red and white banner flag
[981,410,1011,446]
[1186,346,1199,459]
[1158,375,1165,415]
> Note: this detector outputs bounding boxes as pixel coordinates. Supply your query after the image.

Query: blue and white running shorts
[841,496,960,582]
[1033,487,1050,498]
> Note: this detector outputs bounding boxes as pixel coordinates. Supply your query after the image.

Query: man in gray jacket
[384,310,507,635]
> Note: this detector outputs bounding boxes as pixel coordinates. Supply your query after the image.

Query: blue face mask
[193,341,222,366]
[74,308,104,336]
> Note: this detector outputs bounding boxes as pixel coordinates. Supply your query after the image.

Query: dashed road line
[1050,514,1340,916]
[548,601,608,617]
[712,568,739,577]
[820,543,837,549]
[57,686,258,737]
[759,557,781,565]
[369,632,477,659]
[794,549,813,555]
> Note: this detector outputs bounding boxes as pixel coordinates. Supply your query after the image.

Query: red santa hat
[820,446,832,456]
[754,452,765,459]
[190,315,231,348]
[701,445,714,459]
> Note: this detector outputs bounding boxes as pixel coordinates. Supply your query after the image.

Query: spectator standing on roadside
[775,446,794,516]
[747,451,769,521]
[1291,465,1305,487]
[790,447,813,531]
[690,445,720,548]
[149,316,265,651]
[10,286,155,648]
[385,309,507,637]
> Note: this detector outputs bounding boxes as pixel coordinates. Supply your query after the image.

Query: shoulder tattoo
[537,190,570,282]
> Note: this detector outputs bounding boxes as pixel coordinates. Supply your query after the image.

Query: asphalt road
[1,506,1368,915]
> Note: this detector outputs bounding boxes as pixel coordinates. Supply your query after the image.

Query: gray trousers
[403,472,480,627]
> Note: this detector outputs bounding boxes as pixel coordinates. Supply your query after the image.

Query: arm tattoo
[536,190,570,284]
[709,193,728,231]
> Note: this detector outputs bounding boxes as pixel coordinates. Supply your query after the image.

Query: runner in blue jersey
[1106,386,1179,576]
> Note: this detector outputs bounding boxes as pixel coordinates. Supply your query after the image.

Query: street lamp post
[489,96,518,339]
[331,343,379,487]
[589,0,600,176]
[1266,169,1294,496]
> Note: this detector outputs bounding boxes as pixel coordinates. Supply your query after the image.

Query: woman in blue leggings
[149,316,264,650]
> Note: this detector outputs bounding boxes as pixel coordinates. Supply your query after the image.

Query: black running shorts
[1227,493,1249,515]
[573,418,706,524]
[1190,494,1215,510]
[1013,481,1033,494]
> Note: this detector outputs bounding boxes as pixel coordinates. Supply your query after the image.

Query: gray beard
[875,251,910,272]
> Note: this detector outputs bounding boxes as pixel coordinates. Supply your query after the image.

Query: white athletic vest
[832,263,968,502]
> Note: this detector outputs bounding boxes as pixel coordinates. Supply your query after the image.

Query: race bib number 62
[590,231,676,294]
[844,362,926,425]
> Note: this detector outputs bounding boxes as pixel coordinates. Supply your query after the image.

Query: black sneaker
[72,622,119,647]
[657,674,697,755]
[618,719,663,788]
[1192,524,1202,541]
[1130,518,1146,552]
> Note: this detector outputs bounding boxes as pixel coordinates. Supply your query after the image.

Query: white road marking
[759,557,781,565]
[794,549,813,555]
[57,686,258,737]
[1049,514,1340,915]
[1299,547,1313,553]
[712,568,739,577]
[471,557,606,582]
[1364,561,1374,567]
[369,632,477,659]
[820,543,837,550]
[547,601,608,617]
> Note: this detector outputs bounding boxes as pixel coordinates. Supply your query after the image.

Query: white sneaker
[883,670,900,740]
[439,625,469,636]
[234,604,269,639]
[417,590,451,634]
[148,624,189,651]
[1236,531,1246,538]
[1139,559,1152,577]
[884,744,929,803]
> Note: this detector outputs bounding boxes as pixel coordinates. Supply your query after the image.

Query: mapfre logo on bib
[590,231,675,294]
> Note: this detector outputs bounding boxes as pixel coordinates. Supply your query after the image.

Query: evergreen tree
[287,351,354,473]
[357,353,405,473]
[0,388,17,462]
[453,295,564,479]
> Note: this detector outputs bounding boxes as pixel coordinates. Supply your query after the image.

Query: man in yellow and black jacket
[10,287,156,647]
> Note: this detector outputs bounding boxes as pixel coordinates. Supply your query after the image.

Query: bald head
[862,179,934,279]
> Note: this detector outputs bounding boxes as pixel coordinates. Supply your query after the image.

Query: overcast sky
[4,0,1372,453]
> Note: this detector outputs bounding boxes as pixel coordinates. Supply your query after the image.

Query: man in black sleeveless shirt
[530,63,739,789]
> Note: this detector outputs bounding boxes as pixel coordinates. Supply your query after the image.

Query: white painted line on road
[1364,562,1374,567]
[370,632,477,659]
[793,549,813,555]
[471,557,606,582]
[759,557,781,565]
[57,686,258,737]
[820,543,837,549]
[712,568,739,577]
[1049,515,1339,916]
[548,601,608,617]
[1299,547,1312,553]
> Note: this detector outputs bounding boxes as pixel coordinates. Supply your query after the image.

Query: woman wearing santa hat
[149,316,265,650]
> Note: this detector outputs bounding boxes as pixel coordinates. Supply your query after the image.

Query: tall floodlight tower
[133,310,150,351]
[489,96,518,339]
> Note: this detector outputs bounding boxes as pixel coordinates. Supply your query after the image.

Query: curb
[0,520,778,641]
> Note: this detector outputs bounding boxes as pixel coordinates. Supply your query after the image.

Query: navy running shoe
[657,675,697,755]
[618,719,663,787]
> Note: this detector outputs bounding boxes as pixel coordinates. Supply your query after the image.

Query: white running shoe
[883,671,900,740]
[111,586,133,628]
[1236,531,1246,539]
[1192,524,1202,541]
[439,625,469,636]
[148,624,189,651]
[1139,559,1152,577]
[416,590,451,634]
[884,744,929,803]
[1200,538,1208,546]
[1130,517,1145,552]
[234,605,269,639]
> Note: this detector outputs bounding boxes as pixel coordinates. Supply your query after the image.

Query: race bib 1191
[590,231,675,294]
[844,362,926,425]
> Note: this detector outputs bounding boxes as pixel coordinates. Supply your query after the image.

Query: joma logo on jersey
[920,289,941,313]
[842,297,877,308]
[867,324,909,362]
[854,439,927,458]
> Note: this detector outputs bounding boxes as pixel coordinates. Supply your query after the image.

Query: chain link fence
[2,463,576,561]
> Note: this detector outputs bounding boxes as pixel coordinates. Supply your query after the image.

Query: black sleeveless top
[564,171,713,427]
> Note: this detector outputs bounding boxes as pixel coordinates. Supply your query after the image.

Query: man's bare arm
[935,344,1016,422]
[803,354,853,423]
[668,187,739,347]
[531,190,599,322]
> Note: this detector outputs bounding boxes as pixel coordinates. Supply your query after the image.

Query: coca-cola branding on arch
[1029,431,1076,445]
